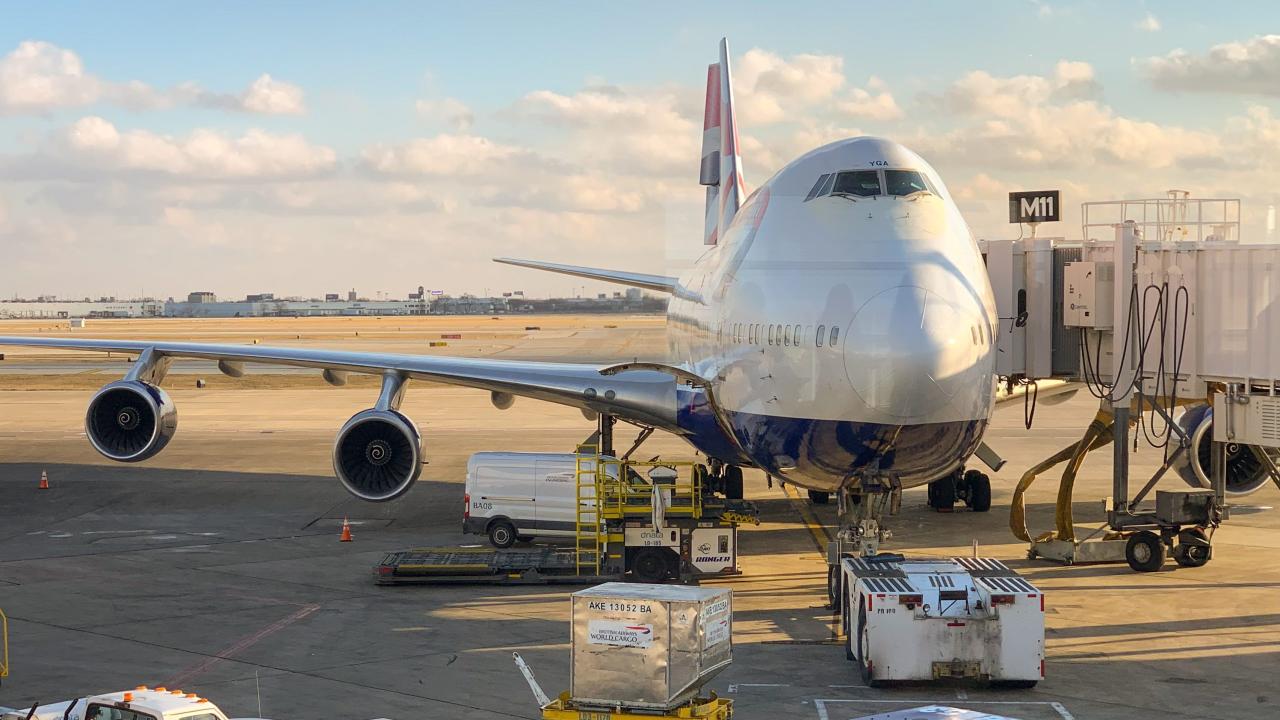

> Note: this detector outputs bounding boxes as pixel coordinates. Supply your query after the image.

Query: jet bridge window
[832,171,881,197]
[885,169,930,196]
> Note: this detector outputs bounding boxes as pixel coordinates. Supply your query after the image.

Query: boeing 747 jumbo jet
[0,39,998,522]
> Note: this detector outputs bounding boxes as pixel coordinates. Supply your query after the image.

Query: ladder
[574,445,607,575]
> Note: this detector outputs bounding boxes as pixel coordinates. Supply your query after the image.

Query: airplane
[0,39,999,517]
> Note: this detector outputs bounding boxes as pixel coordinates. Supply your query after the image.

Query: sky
[0,1,1278,300]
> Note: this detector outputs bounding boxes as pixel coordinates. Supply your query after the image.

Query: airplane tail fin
[699,38,746,246]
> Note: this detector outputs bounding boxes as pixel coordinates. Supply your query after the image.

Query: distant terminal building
[0,300,163,319]
[165,299,430,318]
[0,287,665,320]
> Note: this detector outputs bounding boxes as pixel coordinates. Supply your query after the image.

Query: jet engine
[85,380,178,462]
[332,409,423,501]
[1173,403,1277,497]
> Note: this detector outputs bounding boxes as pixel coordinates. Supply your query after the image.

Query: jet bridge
[982,192,1280,571]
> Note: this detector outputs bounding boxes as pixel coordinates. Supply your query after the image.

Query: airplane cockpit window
[831,171,881,197]
[885,169,931,197]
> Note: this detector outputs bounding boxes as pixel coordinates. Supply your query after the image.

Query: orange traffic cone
[339,517,353,542]
[38,470,49,490]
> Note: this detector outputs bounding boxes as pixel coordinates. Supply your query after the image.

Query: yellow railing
[1,607,8,679]
[571,446,709,576]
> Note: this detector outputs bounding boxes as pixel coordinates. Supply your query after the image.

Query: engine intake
[85,380,178,462]
[332,409,422,502]
[1174,404,1277,497]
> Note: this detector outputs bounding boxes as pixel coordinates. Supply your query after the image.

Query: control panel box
[1063,261,1114,328]
[1213,393,1280,450]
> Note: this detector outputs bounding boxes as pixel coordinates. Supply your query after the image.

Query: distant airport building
[0,300,163,319]
[0,288,665,319]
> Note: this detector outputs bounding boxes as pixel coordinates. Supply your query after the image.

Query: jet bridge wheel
[1125,530,1166,572]
[1173,528,1212,568]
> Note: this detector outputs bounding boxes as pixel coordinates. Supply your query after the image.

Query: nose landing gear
[927,468,992,512]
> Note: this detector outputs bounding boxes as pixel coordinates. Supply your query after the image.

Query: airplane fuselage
[667,137,998,493]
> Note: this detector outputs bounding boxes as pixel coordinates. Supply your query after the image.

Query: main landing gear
[706,460,745,500]
[927,468,991,513]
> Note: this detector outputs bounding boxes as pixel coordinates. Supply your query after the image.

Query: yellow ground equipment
[0,607,8,682]
[375,446,756,586]
[1013,395,1231,572]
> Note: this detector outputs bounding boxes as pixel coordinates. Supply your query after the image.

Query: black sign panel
[1008,190,1060,224]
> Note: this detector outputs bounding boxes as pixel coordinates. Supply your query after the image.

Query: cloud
[0,41,101,113]
[937,60,1099,118]
[416,97,474,130]
[1143,35,1280,96]
[239,74,306,115]
[511,85,698,176]
[734,48,845,125]
[361,133,535,176]
[1136,12,1161,32]
[835,85,902,121]
[44,116,337,180]
[0,41,306,115]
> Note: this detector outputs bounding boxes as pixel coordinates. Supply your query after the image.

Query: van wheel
[488,520,517,548]
[631,548,671,583]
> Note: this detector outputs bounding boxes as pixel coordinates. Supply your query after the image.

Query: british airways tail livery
[0,39,998,509]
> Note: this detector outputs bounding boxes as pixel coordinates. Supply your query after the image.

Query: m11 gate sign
[1009,190,1060,224]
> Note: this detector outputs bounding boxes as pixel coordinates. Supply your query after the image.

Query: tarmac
[0,316,1277,719]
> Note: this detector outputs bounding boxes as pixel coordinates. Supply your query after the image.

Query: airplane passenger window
[816,324,825,347]
[784,325,792,346]
[831,171,881,197]
[795,324,803,346]
[885,169,930,196]
[768,324,774,345]
[829,326,840,346]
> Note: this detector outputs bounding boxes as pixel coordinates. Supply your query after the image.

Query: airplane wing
[0,336,679,428]
[493,258,704,303]
[0,335,682,501]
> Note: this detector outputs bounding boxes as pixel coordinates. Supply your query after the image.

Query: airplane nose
[842,285,990,420]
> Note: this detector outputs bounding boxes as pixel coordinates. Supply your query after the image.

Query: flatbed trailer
[376,546,615,585]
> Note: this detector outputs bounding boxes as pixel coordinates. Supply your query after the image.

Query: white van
[464,451,637,547]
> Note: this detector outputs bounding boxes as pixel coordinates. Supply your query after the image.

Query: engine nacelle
[1174,404,1276,497]
[332,409,423,501]
[85,380,178,462]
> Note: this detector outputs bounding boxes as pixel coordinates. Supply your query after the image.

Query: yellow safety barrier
[1,607,8,680]
[540,692,732,719]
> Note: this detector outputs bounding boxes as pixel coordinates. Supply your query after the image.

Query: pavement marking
[814,698,1074,720]
[781,484,832,556]
[727,683,792,693]
[164,603,320,687]
[955,688,968,700]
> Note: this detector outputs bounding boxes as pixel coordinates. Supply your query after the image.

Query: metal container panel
[571,582,731,710]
